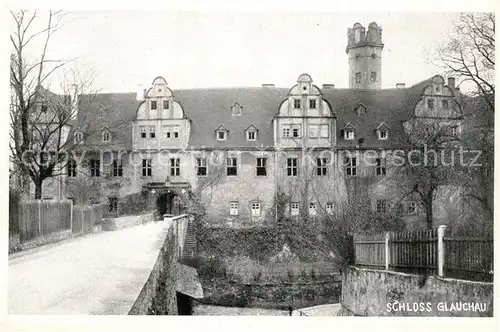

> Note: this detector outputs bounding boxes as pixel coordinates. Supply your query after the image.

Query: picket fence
[18,200,103,243]
[354,225,493,282]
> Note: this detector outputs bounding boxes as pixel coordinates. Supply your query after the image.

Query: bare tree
[9,10,101,199]
[435,13,494,224]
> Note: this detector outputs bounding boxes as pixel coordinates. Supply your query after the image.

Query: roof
[73,76,455,151]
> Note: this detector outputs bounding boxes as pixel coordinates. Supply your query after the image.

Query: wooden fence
[18,200,103,243]
[353,226,493,282]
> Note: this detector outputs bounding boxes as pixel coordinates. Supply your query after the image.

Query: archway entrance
[156,192,182,217]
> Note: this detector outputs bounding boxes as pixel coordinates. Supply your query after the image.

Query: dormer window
[150,100,157,110]
[376,122,390,140]
[245,125,258,141]
[355,104,367,116]
[102,129,110,142]
[74,131,83,144]
[344,130,355,140]
[217,130,227,140]
[231,102,242,116]
[378,130,388,140]
[163,100,170,110]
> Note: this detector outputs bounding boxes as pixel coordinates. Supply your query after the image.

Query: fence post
[38,200,42,237]
[385,232,390,270]
[437,225,447,277]
[70,200,73,232]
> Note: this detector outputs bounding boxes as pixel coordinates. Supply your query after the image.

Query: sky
[19,11,463,93]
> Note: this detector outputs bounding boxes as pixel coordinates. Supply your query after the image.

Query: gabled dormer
[101,127,111,143]
[245,125,258,141]
[354,103,367,116]
[74,129,84,145]
[342,123,355,140]
[231,102,243,116]
[215,125,229,141]
[375,122,389,140]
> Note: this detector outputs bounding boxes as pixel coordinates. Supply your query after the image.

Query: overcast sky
[21,11,463,93]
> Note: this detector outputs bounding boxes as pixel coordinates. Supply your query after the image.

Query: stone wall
[340,266,493,317]
[102,212,154,231]
[199,274,341,310]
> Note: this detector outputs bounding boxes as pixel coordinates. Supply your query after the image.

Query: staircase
[182,221,197,260]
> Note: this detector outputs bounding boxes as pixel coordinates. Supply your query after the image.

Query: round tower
[346,22,384,89]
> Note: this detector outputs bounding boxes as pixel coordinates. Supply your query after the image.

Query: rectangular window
[309,99,317,109]
[355,72,361,83]
[163,100,170,109]
[196,158,207,176]
[170,158,180,176]
[287,158,298,176]
[376,158,386,176]
[316,158,328,176]
[326,202,334,214]
[406,201,417,214]
[102,131,110,142]
[112,159,123,177]
[108,197,118,212]
[90,159,100,177]
[291,203,299,216]
[442,100,449,109]
[294,99,301,109]
[247,131,256,141]
[450,125,459,136]
[344,130,354,140]
[319,124,329,138]
[378,130,388,140]
[370,71,377,82]
[376,199,387,214]
[149,126,156,139]
[140,126,147,139]
[251,203,261,217]
[230,202,239,216]
[256,157,267,176]
[226,157,237,176]
[282,125,290,138]
[142,159,152,177]
[67,159,77,177]
[309,124,319,138]
[292,125,301,138]
[217,130,226,140]
[309,202,317,216]
[150,100,157,110]
[173,126,179,138]
[427,99,434,110]
[346,157,357,176]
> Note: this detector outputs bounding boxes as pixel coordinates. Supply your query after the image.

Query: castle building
[39,22,464,227]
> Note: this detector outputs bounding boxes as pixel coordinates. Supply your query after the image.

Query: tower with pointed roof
[346,22,384,89]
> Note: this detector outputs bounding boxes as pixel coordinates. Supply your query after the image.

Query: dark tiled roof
[174,87,289,148]
[75,79,440,151]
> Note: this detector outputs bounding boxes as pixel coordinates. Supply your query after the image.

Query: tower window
[282,125,290,138]
[406,201,417,214]
[149,126,156,139]
[142,159,152,177]
[376,199,387,214]
[370,72,377,83]
[355,72,361,83]
[140,126,147,139]
[292,125,301,138]
[442,100,449,109]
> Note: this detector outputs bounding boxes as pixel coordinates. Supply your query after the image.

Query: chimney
[71,84,78,120]
[396,83,406,89]
[136,84,144,101]
[262,83,275,88]
[447,77,456,89]
[322,84,335,90]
